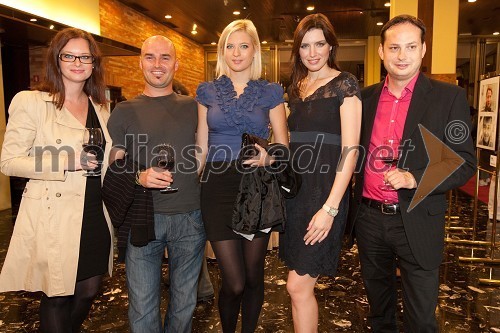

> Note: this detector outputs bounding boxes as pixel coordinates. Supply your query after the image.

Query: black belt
[362,197,400,215]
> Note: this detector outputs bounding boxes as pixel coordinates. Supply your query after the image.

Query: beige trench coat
[0,90,114,296]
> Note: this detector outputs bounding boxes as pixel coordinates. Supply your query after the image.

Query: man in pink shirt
[350,15,476,332]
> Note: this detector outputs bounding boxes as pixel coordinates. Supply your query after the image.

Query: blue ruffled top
[196,75,284,162]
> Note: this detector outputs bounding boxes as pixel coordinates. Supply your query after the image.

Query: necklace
[300,75,327,98]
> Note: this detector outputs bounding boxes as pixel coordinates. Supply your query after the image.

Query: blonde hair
[216,19,262,80]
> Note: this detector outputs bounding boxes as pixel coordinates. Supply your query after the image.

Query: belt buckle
[381,203,397,215]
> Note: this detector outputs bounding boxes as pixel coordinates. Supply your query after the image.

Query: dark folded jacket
[267,144,301,199]
[102,157,155,262]
[231,167,286,235]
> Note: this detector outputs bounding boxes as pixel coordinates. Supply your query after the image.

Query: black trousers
[355,203,439,333]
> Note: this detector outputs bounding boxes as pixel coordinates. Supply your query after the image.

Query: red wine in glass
[378,136,400,191]
[157,159,175,171]
[82,128,103,177]
[379,156,399,167]
[157,144,178,193]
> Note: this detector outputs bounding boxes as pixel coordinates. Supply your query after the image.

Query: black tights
[211,235,270,333]
[39,275,103,333]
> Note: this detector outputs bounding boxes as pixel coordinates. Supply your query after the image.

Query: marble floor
[0,190,499,332]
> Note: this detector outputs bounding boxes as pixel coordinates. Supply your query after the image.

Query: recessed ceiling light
[306,6,315,11]
[261,41,268,44]
[191,30,198,35]
[49,25,54,30]
[377,22,384,26]
[359,11,363,14]
[233,10,240,15]
[211,42,217,45]
[467,0,476,2]
[494,32,500,35]
[384,2,391,7]
[30,18,37,22]
[165,15,172,19]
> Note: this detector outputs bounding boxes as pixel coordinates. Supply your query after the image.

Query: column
[390,0,418,18]
[0,49,11,211]
[429,0,459,84]
[364,36,381,86]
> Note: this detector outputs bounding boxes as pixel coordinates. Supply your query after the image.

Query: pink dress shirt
[362,74,419,203]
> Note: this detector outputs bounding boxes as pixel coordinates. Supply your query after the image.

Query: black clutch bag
[238,133,269,163]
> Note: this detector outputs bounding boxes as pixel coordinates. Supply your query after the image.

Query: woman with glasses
[0,27,113,332]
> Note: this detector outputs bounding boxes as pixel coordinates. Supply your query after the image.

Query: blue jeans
[126,210,206,333]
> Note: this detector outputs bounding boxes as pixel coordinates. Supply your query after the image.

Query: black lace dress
[279,72,360,277]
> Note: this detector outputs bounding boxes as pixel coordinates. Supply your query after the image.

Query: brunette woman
[0,27,113,332]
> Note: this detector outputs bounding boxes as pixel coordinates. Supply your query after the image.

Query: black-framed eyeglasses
[59,53,94,64]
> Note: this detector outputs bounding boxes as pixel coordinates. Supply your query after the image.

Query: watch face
[323,204,338,217]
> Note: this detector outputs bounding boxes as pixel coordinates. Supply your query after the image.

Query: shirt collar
[382,72,419,96]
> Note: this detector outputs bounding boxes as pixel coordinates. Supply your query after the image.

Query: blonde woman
[196,19,288,332]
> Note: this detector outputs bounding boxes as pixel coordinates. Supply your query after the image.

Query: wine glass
[156,144,178,193]
[378,136,400,191]
[82,128,103,177]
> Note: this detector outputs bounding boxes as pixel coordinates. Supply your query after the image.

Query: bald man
[107,35,205,333]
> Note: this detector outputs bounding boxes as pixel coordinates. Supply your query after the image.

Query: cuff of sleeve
[36,155,67,181]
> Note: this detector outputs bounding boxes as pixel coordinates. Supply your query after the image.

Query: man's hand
[137,167,173,188]
[384,168,417,190]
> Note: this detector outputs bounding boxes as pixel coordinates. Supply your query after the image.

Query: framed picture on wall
[477,76,499,151]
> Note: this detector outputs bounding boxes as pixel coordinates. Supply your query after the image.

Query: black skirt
[201,162,268,241]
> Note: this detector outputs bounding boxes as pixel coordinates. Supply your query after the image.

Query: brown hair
[289,13,340,100]
[36,27,107,109]
[380,15,426,45]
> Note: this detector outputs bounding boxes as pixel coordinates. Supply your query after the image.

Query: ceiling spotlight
[261,41,268,44]
[359,11,363,14]
[384,2,391,7]
[467,0,476,2]
[376,22,383,26]
[306,5,315,11]
[30,18,37,22]
[165,14,172,19]
[49,25,55,30]
[211,42,217,45]
[233,10,240,15]
[494,32,500,35]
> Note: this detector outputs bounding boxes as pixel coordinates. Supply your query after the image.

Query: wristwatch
[322,204,339,217]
